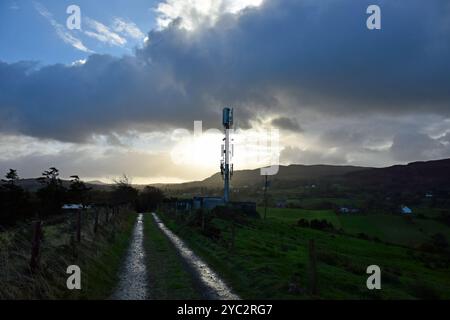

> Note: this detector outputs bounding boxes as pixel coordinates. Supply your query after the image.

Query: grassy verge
[70,212,137,299]
[158,210,450,300]
[0,211,137,299]
[143,213,201,299]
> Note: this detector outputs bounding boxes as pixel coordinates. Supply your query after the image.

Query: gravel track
[110,213,148,300]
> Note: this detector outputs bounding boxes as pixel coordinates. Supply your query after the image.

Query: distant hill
[345,158,450,192]
[157,164,370,190]
[157,158,450,193]
[12,158,450,194]
[16,179,112,192]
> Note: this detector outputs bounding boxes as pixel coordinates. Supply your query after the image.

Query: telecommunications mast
[220,107,234,203]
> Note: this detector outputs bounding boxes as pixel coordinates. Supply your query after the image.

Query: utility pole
[264,175,268,219]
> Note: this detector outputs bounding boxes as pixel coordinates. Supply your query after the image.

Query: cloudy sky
[0,0,450,184]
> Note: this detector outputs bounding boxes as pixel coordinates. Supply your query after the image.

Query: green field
[285,197,365,209]
[262,207,450,247]
[160,207,450,299]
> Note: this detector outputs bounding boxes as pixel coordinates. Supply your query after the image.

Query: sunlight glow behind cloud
[155,0,263,30]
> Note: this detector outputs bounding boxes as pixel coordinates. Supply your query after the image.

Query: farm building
[169,196,257,217]
[176,199,193,212]
[400,205,413,214]
[339,207,360,214]
[193,196,225,210]
[276,200,287,208]
[172,197,225,212]
[62,204,84,210]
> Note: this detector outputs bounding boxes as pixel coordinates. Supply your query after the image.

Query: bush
[201,224,222,241]
[431,233,448,249]
[438,213,450,227]
[297,219,310,228]
[309,219,335,231]
[357,232,370,240]
[417,233,449,254]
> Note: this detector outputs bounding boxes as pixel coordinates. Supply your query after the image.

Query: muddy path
[152,213,240,300]
[110,213,148,300]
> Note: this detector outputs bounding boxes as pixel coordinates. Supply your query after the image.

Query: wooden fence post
[76,209,81,242]
[110,207,116,242]
[308,239,318,296]
[94,209,99,234]
[231,221,236,252]
[30,220,42,272]
[201,209,205,232]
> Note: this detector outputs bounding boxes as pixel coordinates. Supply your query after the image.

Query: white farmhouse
[400,205,413,214]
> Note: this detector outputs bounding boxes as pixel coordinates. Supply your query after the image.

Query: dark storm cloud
[0,56,221,141]
[1,0,450,142]
[270,117,302,132]
[280,146,348,166]
[279,115,450,167]
[390,132,450,162]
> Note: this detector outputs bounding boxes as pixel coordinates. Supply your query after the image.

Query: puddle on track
[152,212,240,300]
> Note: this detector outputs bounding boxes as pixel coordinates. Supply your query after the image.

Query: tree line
[0,167,165,226]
